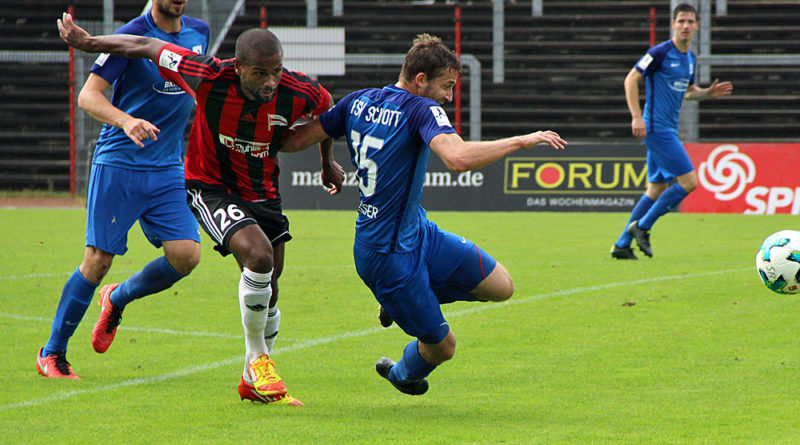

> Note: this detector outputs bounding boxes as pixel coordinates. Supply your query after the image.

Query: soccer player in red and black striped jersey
[59,13,344,406]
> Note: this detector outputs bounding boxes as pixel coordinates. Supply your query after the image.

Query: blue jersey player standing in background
[611,3,732,260]
[281,34,566,395]
[37,0,208,378]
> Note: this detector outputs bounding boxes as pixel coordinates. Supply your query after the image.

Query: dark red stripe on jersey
[281,74,323,104]
[251,100,278,199]
[185,81,222,185]
[159,66,196,99]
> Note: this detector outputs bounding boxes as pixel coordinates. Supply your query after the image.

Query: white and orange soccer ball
[756,230,800,294]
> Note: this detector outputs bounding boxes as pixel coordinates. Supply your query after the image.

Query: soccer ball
[756,230,800,294]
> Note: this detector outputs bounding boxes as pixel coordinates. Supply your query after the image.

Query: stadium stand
[1,0,798,191]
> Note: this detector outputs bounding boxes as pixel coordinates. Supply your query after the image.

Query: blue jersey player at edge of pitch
[280,34,566,395]
[611,2,732,260]
[36,0,209,379]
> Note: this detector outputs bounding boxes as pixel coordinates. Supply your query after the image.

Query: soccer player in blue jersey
[36,0,209,378]
[611,3,732,260]
[281,34,566,395]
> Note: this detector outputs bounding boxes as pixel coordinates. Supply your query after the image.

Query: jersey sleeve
[156,43,223,98]
[634,45,666,77]
[309,84,332,116]
[90,53,131,84]
[412,100,457,145]
[319,90,359,139]
[89,19,144,84]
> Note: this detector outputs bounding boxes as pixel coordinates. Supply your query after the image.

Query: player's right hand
[631,116,646,139]
[122,117,160,148]
[57,12,91,50]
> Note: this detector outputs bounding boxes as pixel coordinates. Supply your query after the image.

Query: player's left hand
[57,12,91,50]
[707,78,733,98]
[322,160,345,195]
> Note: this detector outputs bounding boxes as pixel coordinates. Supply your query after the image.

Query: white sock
[265,307,281,353]
[239,267,273,370]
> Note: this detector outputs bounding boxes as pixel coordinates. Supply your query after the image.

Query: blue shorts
[86,164,200,255]
[644,131,694,183]
[353,219,497,344]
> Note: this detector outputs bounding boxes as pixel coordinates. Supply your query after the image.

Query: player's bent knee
[230,240,273,272]
[421,333,456,365]
[81,246,114,283]
[476,263,514,302]
[438,334,457,362]
[498,276,514,301]
[681,179,698,193]
[164,240,201,275]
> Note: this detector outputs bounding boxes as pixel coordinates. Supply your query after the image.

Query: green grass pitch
[3,208,800,444]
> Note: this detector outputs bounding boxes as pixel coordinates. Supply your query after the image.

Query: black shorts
[186,183,291,257]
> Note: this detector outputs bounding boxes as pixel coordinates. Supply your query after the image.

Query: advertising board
[683,143,800,214]
[278,142,648,211]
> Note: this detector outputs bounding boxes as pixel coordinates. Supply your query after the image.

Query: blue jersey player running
[37,0,209,378]
[282,34,566,395]
[611,3,732,260]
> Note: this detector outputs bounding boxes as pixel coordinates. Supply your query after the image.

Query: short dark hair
[235,28,282,65]
[400,34,462,83]
[673,3,698,21]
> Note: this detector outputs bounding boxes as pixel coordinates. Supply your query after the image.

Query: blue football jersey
[90,12,209,169]
[320,85,457,253]
[634,40,696,134]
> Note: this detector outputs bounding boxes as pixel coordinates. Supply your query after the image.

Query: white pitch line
[1,267,750,412]
[0,312,243,339]
[0,272,74,281]
[0,312,305,341]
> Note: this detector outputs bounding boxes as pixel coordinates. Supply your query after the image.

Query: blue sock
[616,194,655,248]
[638,183,688,230]
[43,268,97,356]
[110,256,187,308]
[388,340,437,383]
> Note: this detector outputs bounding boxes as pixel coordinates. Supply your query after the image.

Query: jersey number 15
[350,130,384,197]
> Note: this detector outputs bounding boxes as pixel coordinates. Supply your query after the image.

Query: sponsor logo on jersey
[268,114,289,130]
[158,49,183,72]
[669,78,690,92]
[151,80,186,95]
[219,134,271,158]
[429,106,451,127]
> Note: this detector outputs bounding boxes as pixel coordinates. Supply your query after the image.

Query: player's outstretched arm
[429,130,566,172]
[685,78,734,101]
[280,118,344,195]
[280,118,331,153]
[58,12,165,61]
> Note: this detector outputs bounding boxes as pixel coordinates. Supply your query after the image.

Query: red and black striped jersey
[156,43,331,201]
